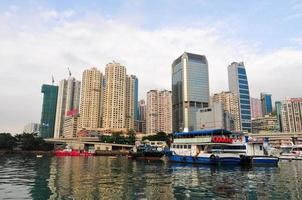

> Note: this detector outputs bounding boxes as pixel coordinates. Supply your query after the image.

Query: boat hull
[168,154,241,165]
[129,151,164,160]
[54,150,94,156]
[241,156,279,166]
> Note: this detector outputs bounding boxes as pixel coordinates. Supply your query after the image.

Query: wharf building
[40,84,58,138]
[279,98,302,132]
[261,92,273,116]
[54,77,81,138]
[250,97,262,119]
[212,91,240,131]
[172,52,209,132]
[23,122,40,134]
[196,102,234,131]
[146,90,172,134]
[228,62,251,132]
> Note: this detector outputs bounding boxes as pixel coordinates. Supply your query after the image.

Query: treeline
[0,133,53,151]
[142,132,171,146]
[98,131,136,145]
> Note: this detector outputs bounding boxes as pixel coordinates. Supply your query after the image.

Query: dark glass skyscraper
[228,62,251,132]
[172,52,209,132]
[40,84,58,138]
[261,92,272,116]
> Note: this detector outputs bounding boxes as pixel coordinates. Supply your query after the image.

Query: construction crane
[51,75,55,85]
[67,67,72,77]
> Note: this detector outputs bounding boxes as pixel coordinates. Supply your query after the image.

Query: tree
[0,133,16,150]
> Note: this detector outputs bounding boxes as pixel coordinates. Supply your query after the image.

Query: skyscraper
[79,68,103,129]
[250,97,262,119]
[138,99,147,133]
[228,62,251,132]
[54,77,81,138]
[146,90,172,134]
[172,52,209,132]
[212,91,241,131]
[275,101,282,131]
[261,93,273,116]
[125,75,137,129]
[40,84,58,138]
[280,98,302,132]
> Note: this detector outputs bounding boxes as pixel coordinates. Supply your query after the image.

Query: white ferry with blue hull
[168,129,245,165]
[167,129,279,166]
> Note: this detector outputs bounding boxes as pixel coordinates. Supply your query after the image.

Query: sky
[0,0,302,133]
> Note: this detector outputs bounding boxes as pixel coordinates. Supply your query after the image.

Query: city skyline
[1,1,302,133]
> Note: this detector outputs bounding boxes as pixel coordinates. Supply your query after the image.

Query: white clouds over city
[1,7,302,133]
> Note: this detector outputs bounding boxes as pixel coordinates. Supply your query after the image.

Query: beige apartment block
[146,90,172,134]
[79,67,103,129]
[280,98,302,132]
[102,62,127,129]
[212,91,241,131]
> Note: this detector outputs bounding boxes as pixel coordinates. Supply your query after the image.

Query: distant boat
[279,145,302,160]
[129,142,165,160]
[54,146,94,156]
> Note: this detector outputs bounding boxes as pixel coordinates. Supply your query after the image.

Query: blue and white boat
[167,129,279,166]
[168,129,245,165]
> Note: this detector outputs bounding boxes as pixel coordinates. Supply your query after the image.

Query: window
[238,68,246,75]
[180,145,183,149]
[176,145,179,148]
[241,110,251,115]
[240,94,250,100]
[240,89,249,95]
[259,145,263,150]
[188,145,191,149]
[239,75,247,79]
[184,145,187,149]
[239,84,249,90]
[241,105,250,109]
[241,115,251,120]
[239,80,248,85]
[240,99,250,104]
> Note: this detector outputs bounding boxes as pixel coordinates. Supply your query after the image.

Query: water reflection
[0,156,302,199]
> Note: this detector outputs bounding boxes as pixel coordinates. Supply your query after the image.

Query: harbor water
[0,155,302,199]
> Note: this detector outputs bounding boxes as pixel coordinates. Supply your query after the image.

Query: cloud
[0,8,302,133]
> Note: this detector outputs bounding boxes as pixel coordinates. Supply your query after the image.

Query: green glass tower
[40,84,58,138]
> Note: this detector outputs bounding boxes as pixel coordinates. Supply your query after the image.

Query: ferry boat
[129,141,165,160]
[279,144,302,160]
[167,129,279,166]
[54,146,95,156]
[168,129,245,165]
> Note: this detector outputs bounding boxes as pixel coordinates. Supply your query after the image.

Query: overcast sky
[1,0,302,133]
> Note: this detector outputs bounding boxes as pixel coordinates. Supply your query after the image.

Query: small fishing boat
[279,145,302,160]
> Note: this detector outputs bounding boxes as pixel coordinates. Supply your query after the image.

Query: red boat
[54,147,94,156]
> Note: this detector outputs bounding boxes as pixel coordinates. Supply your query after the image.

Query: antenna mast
[51,75,55,85]
[68,67,72,77]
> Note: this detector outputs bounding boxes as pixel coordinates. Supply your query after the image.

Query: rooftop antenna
[51,75,55,85]
[67,67,72,77]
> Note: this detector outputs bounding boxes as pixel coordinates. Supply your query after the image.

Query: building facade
[23,123,40,134]
[54,77,81,138]
[280,98,302,132]
[172,52,209,132]
[40,84,58,138]
[137,99,147,133]
[212,91,240,131]
[102,62,137,132]
[250,97,262,119]
[275,101,282,132]
[251,115,278,133]
[79,68,103,130]
[146,90,172,134]
[196,102,234,130]
[228,62,251,132]
[261,93,273,116]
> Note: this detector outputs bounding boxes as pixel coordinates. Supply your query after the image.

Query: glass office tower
[40,84,58,138]
[172,52,209,132]
[228,62,251,132]
[261,92,273,116]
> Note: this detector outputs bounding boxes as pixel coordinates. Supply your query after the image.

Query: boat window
[188,145,191,149]
[176,145,179,149]
[180,145,183,149]
[172,145,175,148]
[184,145,187,149]
[259,145,263,150]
